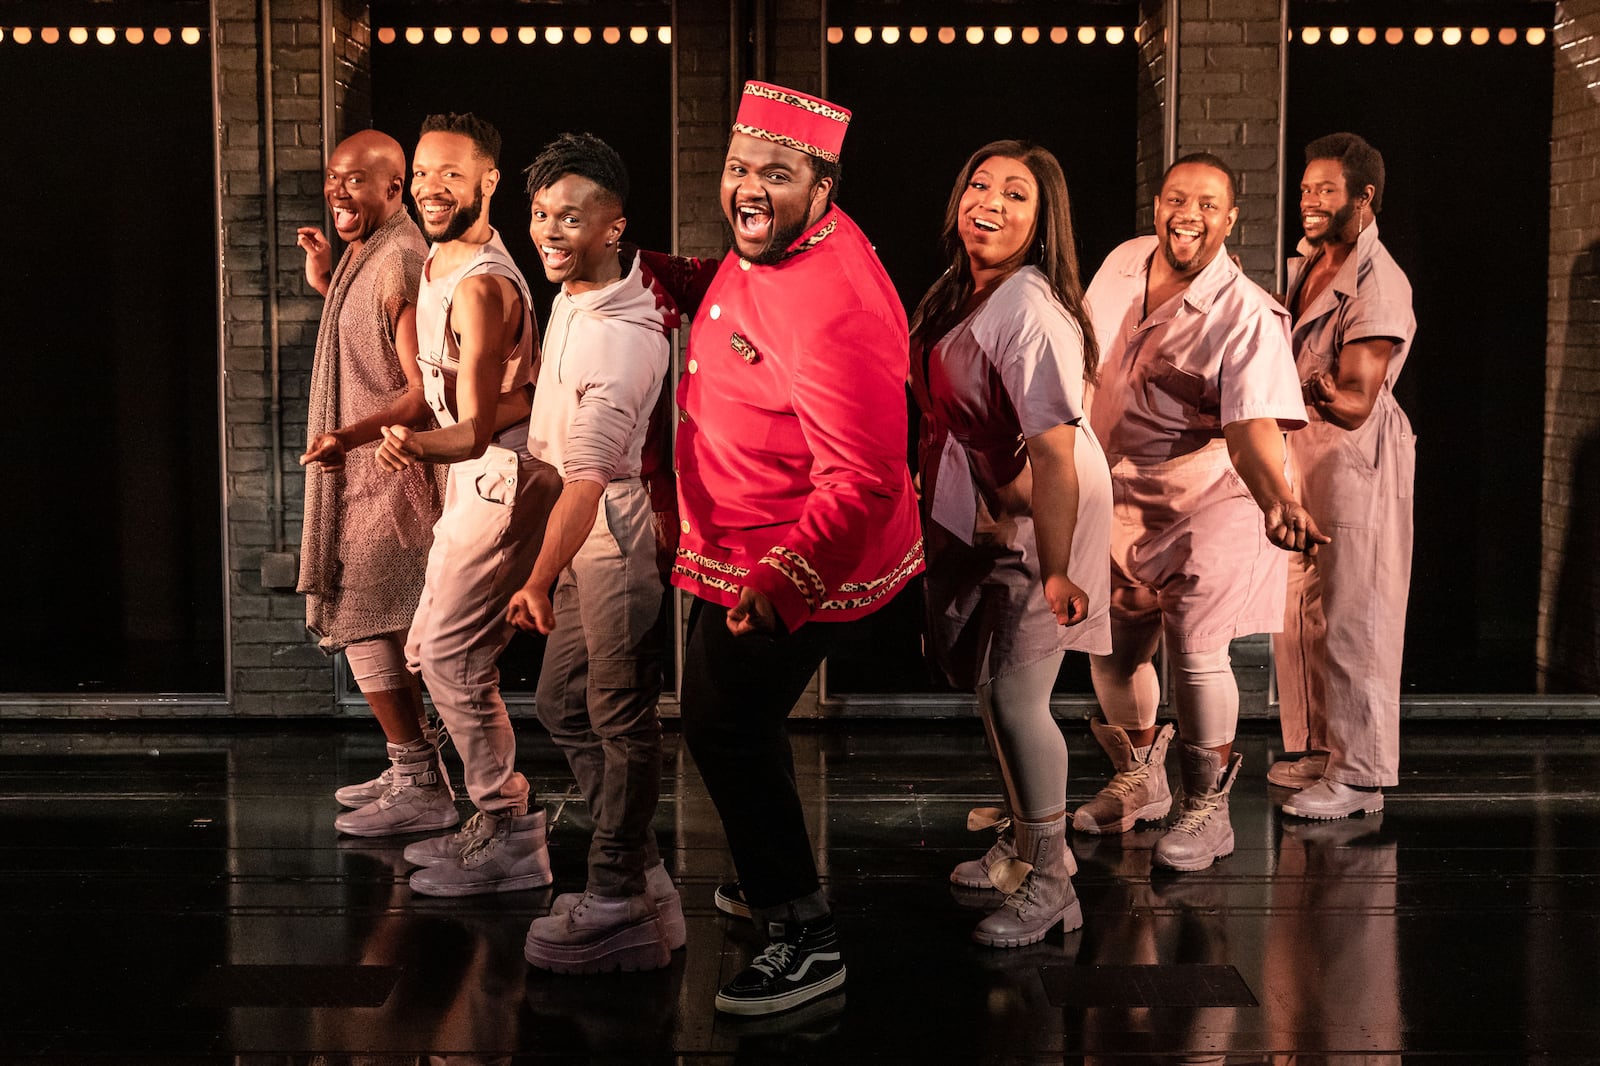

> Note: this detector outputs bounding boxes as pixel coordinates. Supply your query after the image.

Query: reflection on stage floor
[2,719,1596,1063]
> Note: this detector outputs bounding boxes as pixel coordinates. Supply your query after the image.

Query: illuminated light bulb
[629,26,648,44]
[1022,26,1040,44]
[1329,26,1349,45]
[544,26,562,44]
[882,26,900,44]
[490,26,508,44]
[377,26,397,44]
[1442,26,1461,45]
[69,26,88,44]
[1527,27,1546,45]
[149,27,168,45]
[573,27,591,44]
[96,26,115,44]
[462,26,480,44]
[125,27,145,44]
[1384,27,1403,44]
[657,26,670,43]
[1106,26,1125,44]
[433,27,451,44]
[937,26,955,44]
[13,26,33,44]
[181,25,200,43]
[854,26,871,44]
[406,26,424,44]
[1078,26,1096,44]
[603,27,621,44]
[1049,26,1068,44]
[827,26,843,44]
[1471,27,1489,45]
[1357,26,1376,44]
[517,26,536,44]
[994,26,1013,45]
[909,26,928,43]
[1302,26,1321,44]
[1497,27,1517,45]
[1413,27,1433,45]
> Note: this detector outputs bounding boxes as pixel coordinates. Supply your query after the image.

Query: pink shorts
[1108,439,1287,654]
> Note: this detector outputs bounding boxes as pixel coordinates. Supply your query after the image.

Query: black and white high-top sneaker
[714,915,846,1016]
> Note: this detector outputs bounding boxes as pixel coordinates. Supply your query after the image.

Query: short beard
[1305,200,1357,247]
[427,190,484,244]
[1161,239,1207,276]
[726,184,823,266]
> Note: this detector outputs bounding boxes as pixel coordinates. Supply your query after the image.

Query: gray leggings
[980,650,1069,821]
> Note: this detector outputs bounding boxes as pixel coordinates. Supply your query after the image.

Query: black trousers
[679,597,842,912]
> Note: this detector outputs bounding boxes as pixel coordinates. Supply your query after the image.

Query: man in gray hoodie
[505,133,682,974]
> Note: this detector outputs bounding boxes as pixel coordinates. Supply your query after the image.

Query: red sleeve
[637,249,719,322]
[639,383,677,514]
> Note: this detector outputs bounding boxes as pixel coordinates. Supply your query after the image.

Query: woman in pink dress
[909,141,1113,947]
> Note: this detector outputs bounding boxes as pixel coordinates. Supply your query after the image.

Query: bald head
[325,129,407,243]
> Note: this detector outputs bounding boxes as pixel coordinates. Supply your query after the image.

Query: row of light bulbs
[0,26,203,45]
[1298,25,1547,46]
[377,26,670,45]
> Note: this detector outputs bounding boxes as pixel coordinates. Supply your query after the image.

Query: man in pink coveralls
[1074,153,1327,872]
[1272,133,1416,821]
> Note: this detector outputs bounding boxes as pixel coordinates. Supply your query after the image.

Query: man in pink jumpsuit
[1272,133,1416,821]
[1076,153,1326,872]
[370,113,562,896]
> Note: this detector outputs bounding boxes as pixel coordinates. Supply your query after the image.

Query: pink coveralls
[1084,236,1306,656]
[406,230,559,817]
[1273,224,1416,788]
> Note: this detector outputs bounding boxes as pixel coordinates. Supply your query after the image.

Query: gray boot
[335,721,455,808]
[952,806,1076,889]
[972,816,1083,948]
[408,808,552,897]
[1072,719,1175,834]
[1152,743,1243,872]
[333,737,459,838]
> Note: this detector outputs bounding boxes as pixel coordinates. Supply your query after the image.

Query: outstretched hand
[296,226,333,295]
[299,432,347,471]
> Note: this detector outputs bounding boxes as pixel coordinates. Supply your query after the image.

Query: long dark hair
[909,140,1098,383]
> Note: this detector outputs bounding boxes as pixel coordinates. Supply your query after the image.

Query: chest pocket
[1145,357,1208,409]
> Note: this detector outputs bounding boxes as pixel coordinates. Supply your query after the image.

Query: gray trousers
[534,478,667,897]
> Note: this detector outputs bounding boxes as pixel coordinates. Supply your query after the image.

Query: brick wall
[1173,0,1282,286]
[1542,0,1600,693]
[216,0,344,714]
[674,0,732,258]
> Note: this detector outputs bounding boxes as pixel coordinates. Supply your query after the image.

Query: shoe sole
[525,919,673,974]
[714,966,846,1016]
[971,898,1085,948]
[408,870,553,897]
[714,887,751,920]
[1072,797,1173,836]
[335,787,385,809]
[553,891,688,951]
[1280,797,1384,820]
[334,807,460,838]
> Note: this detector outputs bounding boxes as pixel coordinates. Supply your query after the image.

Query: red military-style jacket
[647,206,923,631]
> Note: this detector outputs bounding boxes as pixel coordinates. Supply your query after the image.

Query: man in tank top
[372,113,563,897]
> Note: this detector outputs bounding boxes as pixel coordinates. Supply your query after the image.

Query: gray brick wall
[217,0,352,715]
[1542,0,1600,692]
[675,1,733,259]
[1173,0,1282,286]
[1135,0,1171,233]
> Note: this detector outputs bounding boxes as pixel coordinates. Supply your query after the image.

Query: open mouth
[970,217,1000,233]
[1167,223,1203,254]
[539,244,573,269]
[735,202,772,244]
[332,207,358,232]
[419,200,454,227]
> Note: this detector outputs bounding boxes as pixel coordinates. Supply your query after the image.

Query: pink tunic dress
[912,267,1112,690]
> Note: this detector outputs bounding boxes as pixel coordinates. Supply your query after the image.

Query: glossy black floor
[3,717,1598,1065]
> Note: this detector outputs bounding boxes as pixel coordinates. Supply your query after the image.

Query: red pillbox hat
[732,81,851,163]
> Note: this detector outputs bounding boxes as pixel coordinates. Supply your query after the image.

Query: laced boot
[1152,743,1243,872]
[333,737,459,837]
[526,891,672,974]
[553,861,686,950]
[952,807,1077,890]
[335,720,455,808]
[972,816,1084,948]
[1072,720,1175,834]
[408,809,553,897]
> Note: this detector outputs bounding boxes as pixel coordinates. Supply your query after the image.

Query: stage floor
[2,718,1597,1064]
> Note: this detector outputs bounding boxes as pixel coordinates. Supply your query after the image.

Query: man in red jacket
[662,81,923,1017]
